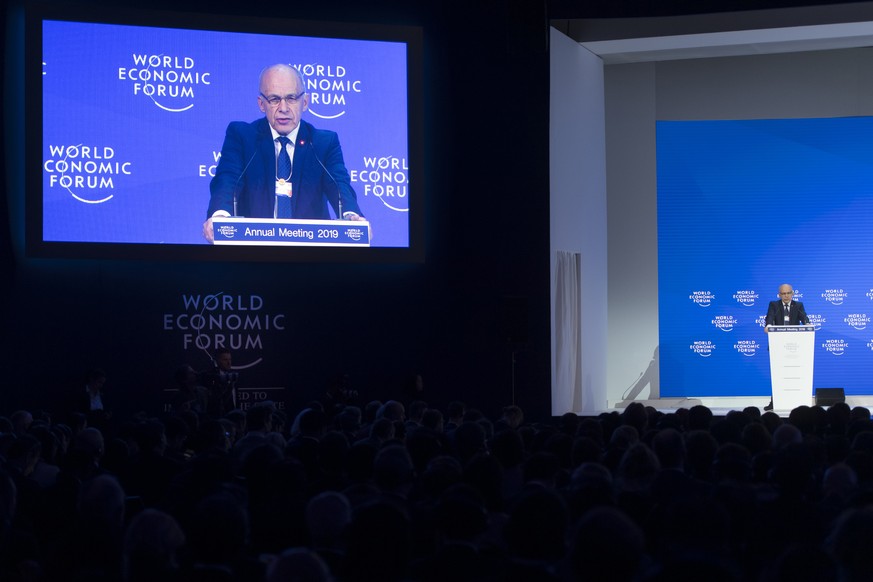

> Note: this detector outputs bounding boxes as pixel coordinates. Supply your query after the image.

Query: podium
[767,325,815,411]
[212,217,370,247]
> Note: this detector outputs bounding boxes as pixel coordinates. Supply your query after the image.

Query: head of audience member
[501,405,524,429]
[10,410,33,436]
[710,418,743,446]
[769,442,817,498]
[187,490,250,567]
[421,408,444,433]
[245,402,275,434]
[491,427,525,469]
[453,421,487,464]
[742,405,762,422]
[827,401,852,433]
[685,429,718,482]
[826,505,873,582]
[788,405,817,436]
[505,485,569,563]
[621,402,648,435]
[336,406,361,435]
[266,548,331,582]
[306,491,352,550]
[712,442,752,483]
[570,506,646,582]
[446,401,466,426]
[652,428,685,471]
[850,406,871,423]
[362,400,382,425]
[568,462,615,516]
[344,501,410,582]
[615,442,661,493]
[737,421,769,455]
[771,423,802,451]
[522,451,561,488]
[369,417,395,444]
[406,400,427,425]
[78,474,126,532]
[376,400,406,423]
[435,483,488,542]
[296,408,325,439]
[123,509,185,582]
[559,412,580,436]
[5,434,41,478]
[687,405,714,431]
[822,462,858,501]
[133,418,167,456]
[373,444,415,498]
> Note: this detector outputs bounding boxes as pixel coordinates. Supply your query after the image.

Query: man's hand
[203,217,215,243]
[344,212,371,239]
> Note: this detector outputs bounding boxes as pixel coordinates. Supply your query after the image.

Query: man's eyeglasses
[260,92,305,107]
[779,291,794,296]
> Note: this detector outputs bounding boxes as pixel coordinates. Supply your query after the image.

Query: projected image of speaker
[815,388,845,406]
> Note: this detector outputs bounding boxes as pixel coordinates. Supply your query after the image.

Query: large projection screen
[25,3,423,262]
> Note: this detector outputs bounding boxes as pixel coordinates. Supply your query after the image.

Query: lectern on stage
[767,325,815,411]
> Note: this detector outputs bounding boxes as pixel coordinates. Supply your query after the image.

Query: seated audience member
[123,509,186,582]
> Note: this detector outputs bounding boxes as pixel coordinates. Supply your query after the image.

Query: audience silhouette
[5,374,873,581]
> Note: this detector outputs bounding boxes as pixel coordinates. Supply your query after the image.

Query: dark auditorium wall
[0,0,552,420]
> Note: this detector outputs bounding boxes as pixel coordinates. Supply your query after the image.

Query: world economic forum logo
[822,339,848,355]
[689,291,715,307]
[733,290,758,306]
[690,340,715,357]
[867,289,873,301]
[734,340,760,357]
[845,313,871,331]
[216,225,238,239]
[351,155,409,213]
[44,144,132,204]
[808,314,826,331]
[118,54,212,112]
[822,289,848,306]
[347,228,365,242]
[712,315,738,332]
[162,292,286,370]
[297,63,362,120]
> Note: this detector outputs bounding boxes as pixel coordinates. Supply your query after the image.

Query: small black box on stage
[815,388,845,406]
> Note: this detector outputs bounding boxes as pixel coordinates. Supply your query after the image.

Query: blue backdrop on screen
[42,20,409,246]
[657,117,873,397]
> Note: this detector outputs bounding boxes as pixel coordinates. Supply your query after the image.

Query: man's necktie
[276,136,292,218]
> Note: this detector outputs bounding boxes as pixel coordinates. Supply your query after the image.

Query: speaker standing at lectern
[763,283,810,410]
[764,284,809,331]
[202,63,365,243]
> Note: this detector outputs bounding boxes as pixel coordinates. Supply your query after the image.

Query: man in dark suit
[203,63,365,242]
[765,284,809,330]
[763,283,809,410]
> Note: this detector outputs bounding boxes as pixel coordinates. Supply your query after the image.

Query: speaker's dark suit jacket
[765,299,809,327]
[207,118,362,220]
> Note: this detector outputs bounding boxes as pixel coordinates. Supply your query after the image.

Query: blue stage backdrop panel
[657,117,873,398]
[41,19,409,247]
